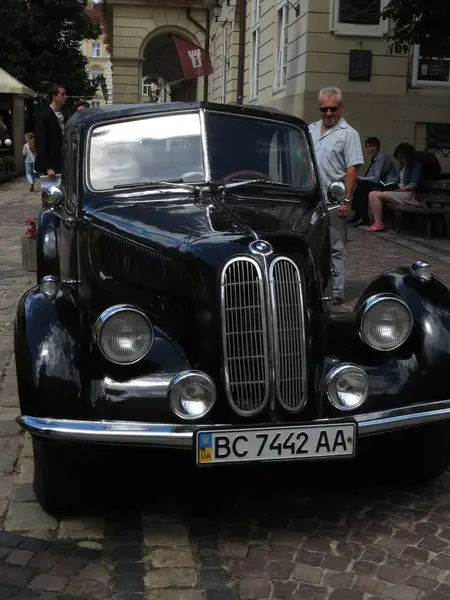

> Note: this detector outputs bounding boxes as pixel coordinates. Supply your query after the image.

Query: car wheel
[32,437,83,516]
[379,421,450,483]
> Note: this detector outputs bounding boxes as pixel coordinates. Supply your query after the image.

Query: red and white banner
[173,35,213,80]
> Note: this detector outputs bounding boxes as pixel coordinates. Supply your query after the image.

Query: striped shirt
[309,117,364,199]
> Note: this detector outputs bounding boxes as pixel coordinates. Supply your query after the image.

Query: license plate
[195,423,356,465]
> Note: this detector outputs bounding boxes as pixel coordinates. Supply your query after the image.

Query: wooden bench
[385,177,450,239]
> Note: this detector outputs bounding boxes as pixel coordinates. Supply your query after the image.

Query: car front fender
[36,207,60,283]
[325,266,450,414]
[14,283,89,418]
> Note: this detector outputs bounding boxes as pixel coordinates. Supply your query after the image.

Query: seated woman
[366,142,423,232]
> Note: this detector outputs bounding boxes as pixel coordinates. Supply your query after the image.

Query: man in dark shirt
[349,137,397,226]
[35,84,67,189]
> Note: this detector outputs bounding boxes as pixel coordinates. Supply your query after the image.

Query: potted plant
[21,218,37,272]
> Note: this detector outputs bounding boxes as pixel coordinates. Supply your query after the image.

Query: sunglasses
[319,106,340,113]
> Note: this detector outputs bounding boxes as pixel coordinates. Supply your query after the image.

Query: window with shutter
[330,0,388,36]
[339,0,380,25]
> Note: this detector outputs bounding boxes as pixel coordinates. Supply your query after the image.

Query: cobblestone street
[3,177,450,599]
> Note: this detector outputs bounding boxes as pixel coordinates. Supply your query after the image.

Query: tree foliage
[382,0,450,57]
[0,0,101,111]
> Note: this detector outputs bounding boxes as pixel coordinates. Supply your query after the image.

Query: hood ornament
[249,240,273,256]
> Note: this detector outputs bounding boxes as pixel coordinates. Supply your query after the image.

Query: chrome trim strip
[199,108,211,183]
[17,416,195,449]
[269,256,307,412]
[18,400,450,449]
[16,400,450,450]
[220,256,270,416]
[356,400,450,436]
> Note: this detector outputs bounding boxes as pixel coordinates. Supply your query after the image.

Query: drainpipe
[186,8,210,102]
[236,0,246,104]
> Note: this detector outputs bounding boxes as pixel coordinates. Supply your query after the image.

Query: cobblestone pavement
[3,177,450,599]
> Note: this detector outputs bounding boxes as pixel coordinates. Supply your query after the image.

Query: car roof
[65,101,308,130]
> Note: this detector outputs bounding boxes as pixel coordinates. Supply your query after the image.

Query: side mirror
[327,181,346,205]
[42,186,63,208]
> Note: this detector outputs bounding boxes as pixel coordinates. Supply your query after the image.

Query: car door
[58,127,79,281]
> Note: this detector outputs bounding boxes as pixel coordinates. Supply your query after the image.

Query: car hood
[86,191,322,260]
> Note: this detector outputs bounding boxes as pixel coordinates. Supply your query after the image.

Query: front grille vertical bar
[269,257,307,412]
[221,256,269,416]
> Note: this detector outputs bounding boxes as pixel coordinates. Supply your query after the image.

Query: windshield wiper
[218,179,294,191]
[113,179,195,191]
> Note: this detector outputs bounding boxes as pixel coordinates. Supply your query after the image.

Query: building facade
[82,1,114,106]
[105,0,450,167]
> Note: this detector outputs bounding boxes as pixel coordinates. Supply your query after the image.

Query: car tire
[32,437,83,516]
[379,422,450,483]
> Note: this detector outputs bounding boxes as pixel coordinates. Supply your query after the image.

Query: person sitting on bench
[366,142,423,232]
[349,137,397,227]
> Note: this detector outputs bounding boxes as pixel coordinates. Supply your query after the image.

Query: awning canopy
[0,68,36,97]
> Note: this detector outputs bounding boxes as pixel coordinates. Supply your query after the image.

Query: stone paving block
[239,578,270,599]
[218,539,249,558]
[292,564,322,584]
[16,458,34,485]
[353,574,386,595]
[144,568,197,589]
[50,557,86,576]
[58,518,105,541]
[293,582,328,600]
[0,566,33,587]
[4,502,57,533]
[150,592,205,600]
[143,523,190,547]
[145,547,195,568]
[383,584,422,600]
[78,563,110,582]
[28,574,68,591]
[5,549,35,566]
[62,579,111,600]
[0,420,21,436]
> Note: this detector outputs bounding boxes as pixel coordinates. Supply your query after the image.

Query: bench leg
[395,213,402,234]
[426,218,432,240]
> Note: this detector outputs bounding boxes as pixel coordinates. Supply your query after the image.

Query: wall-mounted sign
[348,49,372,82]
[418,58,450,83]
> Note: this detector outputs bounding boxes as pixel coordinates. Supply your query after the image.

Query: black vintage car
[14,102,450,514]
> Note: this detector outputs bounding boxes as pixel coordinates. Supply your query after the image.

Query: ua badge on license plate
[195,424,356,466]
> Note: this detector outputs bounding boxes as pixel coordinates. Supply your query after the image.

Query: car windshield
[88,112,205,191]
[205,112,314,190]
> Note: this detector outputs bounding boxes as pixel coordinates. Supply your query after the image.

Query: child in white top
[23,132,36,192]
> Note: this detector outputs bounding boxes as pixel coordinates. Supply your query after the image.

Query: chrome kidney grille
[221,255,307,416]
[270,257,307,412]
[221,257,270,416]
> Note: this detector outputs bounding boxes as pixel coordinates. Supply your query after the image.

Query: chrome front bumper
[17,399,450,449]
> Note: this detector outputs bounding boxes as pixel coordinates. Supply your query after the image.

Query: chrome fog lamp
[325,364,369,411]
[358,294,413,351]
[40,275,59,299]
[169,371,216,420]
[94,305,154,365]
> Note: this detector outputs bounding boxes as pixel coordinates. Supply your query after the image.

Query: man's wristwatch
[343,199,351,205]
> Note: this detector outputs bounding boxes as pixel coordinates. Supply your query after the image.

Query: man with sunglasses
[309,87,363,305]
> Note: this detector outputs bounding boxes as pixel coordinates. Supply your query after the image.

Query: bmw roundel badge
[249,240,273,255]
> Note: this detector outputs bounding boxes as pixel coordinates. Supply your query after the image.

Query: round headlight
[325,364,369,411]
[169,371,216,420]
[95,305,154,365]
[358,294,413,351]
